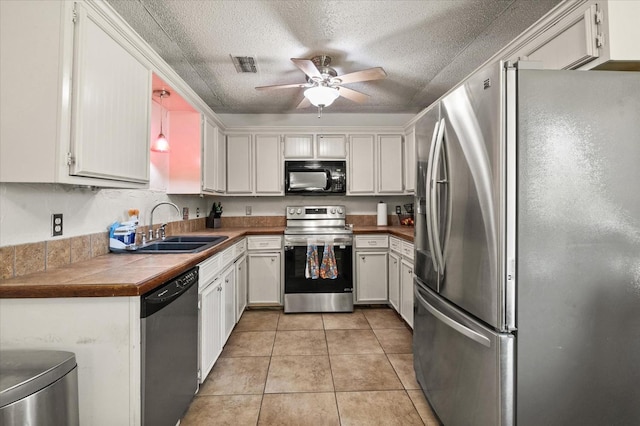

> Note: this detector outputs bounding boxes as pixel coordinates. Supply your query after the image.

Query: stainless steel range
[284,206,353,313]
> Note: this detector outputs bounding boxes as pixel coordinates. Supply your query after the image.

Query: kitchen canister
[377,201,388,226]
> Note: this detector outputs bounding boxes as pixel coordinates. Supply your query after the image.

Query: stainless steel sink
[132,236,228,254]
[162,236,227,244]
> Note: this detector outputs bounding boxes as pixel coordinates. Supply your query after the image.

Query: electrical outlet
[246,206,252,216]
[52,213,63,236]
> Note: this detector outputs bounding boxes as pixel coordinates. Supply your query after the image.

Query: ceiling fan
[255,55,387,115]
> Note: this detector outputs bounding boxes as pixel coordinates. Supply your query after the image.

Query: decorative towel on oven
[305,243,319,279]
[320,243,338,279]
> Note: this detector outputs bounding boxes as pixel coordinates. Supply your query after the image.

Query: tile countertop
[0,226,413,299]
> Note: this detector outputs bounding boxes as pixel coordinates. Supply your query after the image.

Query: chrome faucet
[148,202,180,242]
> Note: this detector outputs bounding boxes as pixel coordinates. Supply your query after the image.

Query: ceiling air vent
[231,55,257,73]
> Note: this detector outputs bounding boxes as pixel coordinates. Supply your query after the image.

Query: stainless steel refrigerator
[413,62,640,426]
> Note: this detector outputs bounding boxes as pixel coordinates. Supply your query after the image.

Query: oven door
[284,236,353,294]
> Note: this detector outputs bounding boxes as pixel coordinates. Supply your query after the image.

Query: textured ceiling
[107,0,562,115]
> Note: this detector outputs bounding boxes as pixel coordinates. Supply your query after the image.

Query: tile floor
[181,307,441,426]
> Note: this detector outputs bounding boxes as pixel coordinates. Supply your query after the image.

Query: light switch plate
[246,206,252,216]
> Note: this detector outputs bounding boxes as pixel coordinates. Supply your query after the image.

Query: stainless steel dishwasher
[141,267,198,426]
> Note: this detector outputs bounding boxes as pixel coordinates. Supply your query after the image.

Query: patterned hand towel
[320,243,338,279]
[305,243,319,279]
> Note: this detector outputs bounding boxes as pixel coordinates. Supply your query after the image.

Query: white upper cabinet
[215,128,227,193]
[348,135,376,194]
[377,135,404,194]
[167,109,225,195]
[70,2,150,183]
[255,135,283,195]
[404,128,416,194]
[507,0,640,71]
[283,134,347,159]
[283,134,314,159]
[1,1,151,187]
[226,134,252,194]
[224,133,283,196]
[201,118,218,193]
[316,134,347,159]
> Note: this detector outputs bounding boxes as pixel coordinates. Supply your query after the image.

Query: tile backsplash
[1,218,206,280]
[1,214,407,280]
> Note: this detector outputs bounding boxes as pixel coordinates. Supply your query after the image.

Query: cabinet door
[248,253,281,304]
[317,134,347,158]
[235,255,247,320]
[255,135,283,194]
[388,251,400,312]
[355,251,388,303]
[70,3,150,183]
[202,118,217,192]
[400,259,414,329]
[348,135,376,194]
[199,278,222,383]
[226,134,252,194]
[521,5,599,70]
[215,128,227,193]
[378,135,404,193]
[284,134,313,159]
[404,128,416,193]
[222,265,236,341]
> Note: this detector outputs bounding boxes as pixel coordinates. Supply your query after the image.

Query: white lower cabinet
[248,252,282,305]
[400,259,414,328]
[247,236,282,305]
[388,251,401,311]
[389,236,414,328]
[199,275,223,383]
[198,239,246,383]
[222,264,236,342]
[355,251,388,303]
[235,255,247,320]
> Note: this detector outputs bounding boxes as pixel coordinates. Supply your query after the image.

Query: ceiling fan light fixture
[304,86,340,107]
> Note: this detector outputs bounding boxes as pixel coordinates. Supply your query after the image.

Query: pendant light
[151,89,171,152]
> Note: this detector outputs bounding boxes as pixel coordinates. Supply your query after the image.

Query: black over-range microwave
[284,161,346,195]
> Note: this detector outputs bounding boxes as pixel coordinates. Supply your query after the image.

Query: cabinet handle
[361,256,366,262]
[408,269,412,274]
[271,258,275,262]
[225,279,229,283]
[217,286,222,292]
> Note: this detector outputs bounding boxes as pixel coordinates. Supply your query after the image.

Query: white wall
[0,183,207,246]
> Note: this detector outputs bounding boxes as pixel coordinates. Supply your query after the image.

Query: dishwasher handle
[141,267,199,318]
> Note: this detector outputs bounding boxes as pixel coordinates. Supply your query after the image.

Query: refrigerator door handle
[415,286,491,348]
[425,119,440,282]
[430,118,446,274]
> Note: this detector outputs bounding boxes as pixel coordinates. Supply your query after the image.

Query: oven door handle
[284,237,353,247]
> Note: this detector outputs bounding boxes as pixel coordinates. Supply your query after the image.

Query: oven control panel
[286,205,345,219]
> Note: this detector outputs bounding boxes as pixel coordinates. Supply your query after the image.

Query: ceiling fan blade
[296,96,311,109]
[337,86,369,103]
[255,83,306,90]
[291,58,322,79]
[337,67,387,85]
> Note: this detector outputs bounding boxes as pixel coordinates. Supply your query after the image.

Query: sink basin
[132,236,228,254]
[162,236,227,244]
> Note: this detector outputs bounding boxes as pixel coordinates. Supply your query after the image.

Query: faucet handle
[159,223,167,240]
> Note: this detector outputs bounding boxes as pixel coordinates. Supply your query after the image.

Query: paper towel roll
[377,202,388,226]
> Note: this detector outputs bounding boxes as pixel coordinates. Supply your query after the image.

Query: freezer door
[413,280,514,426]
[438,63,505,329]
[516,69,640,425]
[414,103,440,292]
